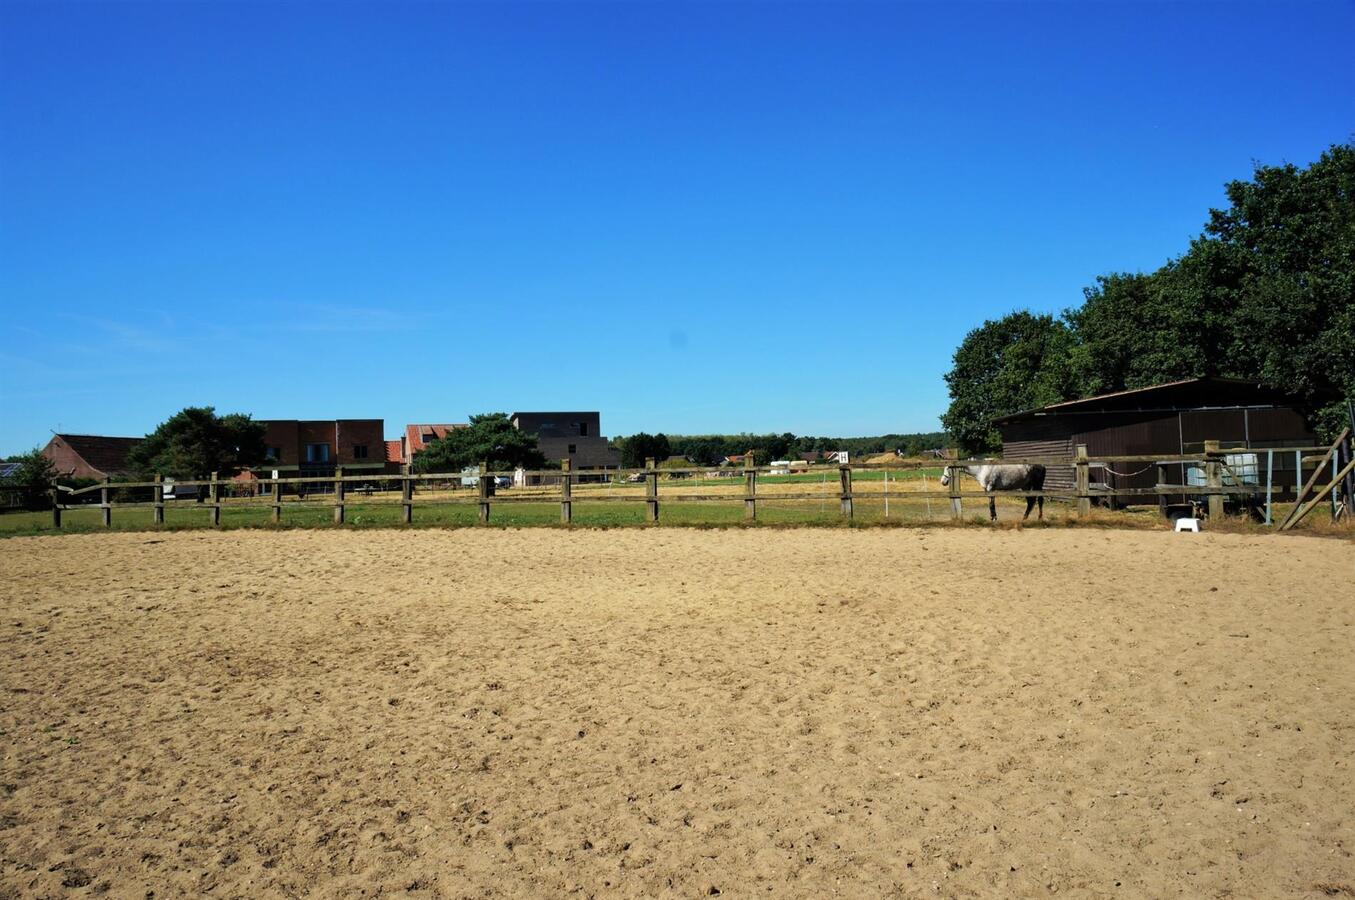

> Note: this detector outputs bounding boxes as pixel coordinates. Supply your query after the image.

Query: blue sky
[2,1,1351,454]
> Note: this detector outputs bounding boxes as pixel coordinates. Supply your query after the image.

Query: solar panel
[0,462,21,478]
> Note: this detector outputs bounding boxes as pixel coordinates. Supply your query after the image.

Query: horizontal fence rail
[38,441,1341,531]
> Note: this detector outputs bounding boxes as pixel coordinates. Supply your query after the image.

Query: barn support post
[645,457,659,523]
[1156,464,1168,518]
[210,471,221,527]
[1074,445,1090,518]
[560,457,572,524]
[744,453,757,520]
[477,461,490,524]
[50,488,61,529]
[153,474,164,525]
[1344,400,1355,518]
[1203,440,1224,520]
[949,464,962,520]
[333,466,345,525]
[1264,450,1274,526]
[401,464,413,524]
[839,464,853,519]
[1294,450,1302,495]
[101,477,111,527]
[272,477,283,524]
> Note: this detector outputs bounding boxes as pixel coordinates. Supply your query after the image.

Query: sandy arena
[1,528,1352,897]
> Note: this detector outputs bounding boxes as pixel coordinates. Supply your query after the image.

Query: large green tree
[941,311,1080,454]
[128,407,266,478]
[1205,144,1355,436]
[1066,267,1229,395]
[413,413,547,472]
[942,142,1355,446]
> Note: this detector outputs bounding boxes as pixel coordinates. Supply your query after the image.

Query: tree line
[616,431,948,467]
[942,142,1355,453]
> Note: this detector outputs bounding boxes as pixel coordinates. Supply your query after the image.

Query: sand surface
[1,528,1352,898]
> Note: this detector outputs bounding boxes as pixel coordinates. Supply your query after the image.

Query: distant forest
[942,142,1355,453]
[615,432,948,467]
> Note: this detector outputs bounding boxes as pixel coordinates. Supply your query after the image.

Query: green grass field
[0,489,1028,537]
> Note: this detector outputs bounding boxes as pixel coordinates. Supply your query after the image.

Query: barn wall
[1074,413,1182,495]
[1000,419,1075,492]
[1179,409,1248,448]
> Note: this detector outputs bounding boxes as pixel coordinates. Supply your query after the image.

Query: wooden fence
[44,440,1341,530]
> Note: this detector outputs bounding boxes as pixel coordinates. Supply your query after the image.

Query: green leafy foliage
[128,407,266,478]
[629,432,948,466]
[0,448,59,509]
[413,413,546,472]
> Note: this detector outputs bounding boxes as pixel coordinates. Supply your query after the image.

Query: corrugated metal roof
[993,377,1288,424]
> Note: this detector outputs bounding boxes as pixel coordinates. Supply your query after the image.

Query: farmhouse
[994,377,1317,502]
[40,434,142,480]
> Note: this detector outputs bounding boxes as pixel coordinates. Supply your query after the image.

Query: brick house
[40,434,143,480]
[259,419,387,483]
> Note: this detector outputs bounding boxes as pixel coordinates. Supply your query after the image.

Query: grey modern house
[510,411,622,481]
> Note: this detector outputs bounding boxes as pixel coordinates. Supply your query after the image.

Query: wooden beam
[1278,456,1355,532]
[1075,445,1090,517]
[1278,428,1349,530]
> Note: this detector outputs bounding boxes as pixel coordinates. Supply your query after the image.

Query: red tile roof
[385,440,403,464]
[54,435,142,475]
[403,423,465,459]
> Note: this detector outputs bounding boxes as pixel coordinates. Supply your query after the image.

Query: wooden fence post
[333,466,345,524]
[1204,440,1223,520]
[210,471,221,526]
[401,464,413,524]
[272,476,283,524]
[101,477,111,527]
[477,461,490,523]
[949,466,962,520]
[1075,445,1090,518]
[839,463,853,519]
[744,453,757,520]
[153,474,164,525]
[1156,463,1168,518]
[561,457,572,524]
[50,488,61,529]
[645,457,659,523]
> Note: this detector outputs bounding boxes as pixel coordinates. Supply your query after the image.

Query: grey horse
[940,464,1047,521]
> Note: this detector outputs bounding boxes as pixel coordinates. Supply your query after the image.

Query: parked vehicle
[161,478,200,501]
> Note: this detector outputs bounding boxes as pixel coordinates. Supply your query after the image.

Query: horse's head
[939,465,954,487]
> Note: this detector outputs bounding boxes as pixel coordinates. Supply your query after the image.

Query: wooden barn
[994,377,1318,503]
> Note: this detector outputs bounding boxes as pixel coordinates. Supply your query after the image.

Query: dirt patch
[1,528,1352,896]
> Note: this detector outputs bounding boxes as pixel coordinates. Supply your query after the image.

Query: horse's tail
[1029,464,1047,491]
